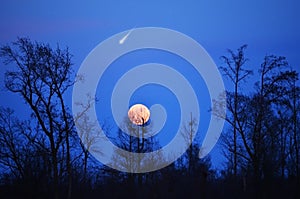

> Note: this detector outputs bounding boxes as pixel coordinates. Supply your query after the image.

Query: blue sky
[1,0,299,62]
[1,0,299,74]
[0,0,299,168]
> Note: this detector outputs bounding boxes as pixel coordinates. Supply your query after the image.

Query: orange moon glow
[128,104,150,125]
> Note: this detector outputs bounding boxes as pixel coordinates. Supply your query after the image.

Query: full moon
[128,104,150,125]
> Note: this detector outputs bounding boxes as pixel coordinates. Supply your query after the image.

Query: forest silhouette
[0,38,299,199]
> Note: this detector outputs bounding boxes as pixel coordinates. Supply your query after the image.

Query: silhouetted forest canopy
[0,38,299,199]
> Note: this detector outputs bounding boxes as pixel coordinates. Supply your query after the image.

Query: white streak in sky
[119,28,135,44]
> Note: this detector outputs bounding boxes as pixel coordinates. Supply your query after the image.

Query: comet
[119,27,135,44]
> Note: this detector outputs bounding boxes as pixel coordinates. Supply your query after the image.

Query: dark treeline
[0,38,299,199]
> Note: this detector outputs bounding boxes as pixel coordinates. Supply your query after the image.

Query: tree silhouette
[73,94,105,184]
[0,107,31,180]
[0,38,75,199]
[214,46,300,198]
[220,44,252,178]
[1,38,299,199]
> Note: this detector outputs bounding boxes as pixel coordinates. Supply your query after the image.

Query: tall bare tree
[73,95,105,183]
[214,47,299,197]
[0,38,75,199]
[220,45,252,177]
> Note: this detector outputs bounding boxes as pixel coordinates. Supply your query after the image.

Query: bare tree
[180,112,198,175]
[214,47,299,197]
[0,38,75,199]
[111,117,163,172]
[110,117,164,198]
[179,114,213,198]
[0,106,55,197]
[0,107,29,179]
[73,95,105,183]
[278,69,300,184]
[219,44,252,177]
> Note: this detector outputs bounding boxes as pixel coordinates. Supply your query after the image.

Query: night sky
[0,0,299,168]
